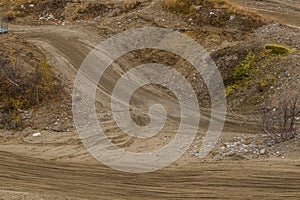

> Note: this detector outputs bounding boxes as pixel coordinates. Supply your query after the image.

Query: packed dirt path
[0,24,297,200]
[230,0,300,28]
[1,1,300,198]
[1,150,300,200]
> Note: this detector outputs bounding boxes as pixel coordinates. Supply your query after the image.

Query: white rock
[48,14,55,20]
[259,149,266,155]
[33,132,41,137]
[242,144,248,148]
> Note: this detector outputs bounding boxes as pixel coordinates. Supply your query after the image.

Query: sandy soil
[0,0,299,199]
[0,149,299,200]
[231,0,300,28]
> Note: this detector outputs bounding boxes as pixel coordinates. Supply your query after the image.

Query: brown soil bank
[0,33,63,129]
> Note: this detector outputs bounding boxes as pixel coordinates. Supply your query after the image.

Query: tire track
[3,14,300,199]
[0,151,300,199]
[230,0,300,28]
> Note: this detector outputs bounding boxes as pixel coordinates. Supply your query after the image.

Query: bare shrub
[257,95,300,143]
[0,57,61,129]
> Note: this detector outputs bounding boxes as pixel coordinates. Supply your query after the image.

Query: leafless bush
[0,56,61,129]
[257,96,300,143]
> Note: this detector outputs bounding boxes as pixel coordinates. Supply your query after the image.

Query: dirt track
[1,0,300,199]
[1,25,297,200]
[1,150,300,199]
[231,0,300,28]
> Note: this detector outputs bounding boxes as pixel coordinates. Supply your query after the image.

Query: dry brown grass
[122,0,144,11]
[0,34,62,129]
[163,0,196,15]
[163,0,260,19]
[212,0,260,18]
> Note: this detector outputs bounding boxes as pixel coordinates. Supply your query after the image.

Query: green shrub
[233,49,255,81]
[225,84,239,96]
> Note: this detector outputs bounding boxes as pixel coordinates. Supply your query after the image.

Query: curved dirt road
[1,4,300,198]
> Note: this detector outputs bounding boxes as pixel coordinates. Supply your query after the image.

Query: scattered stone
[259,149,267,155]
[267,142,273,147]
[32,132,41,137]
[193,153,200,157]
[195,6,202,10]
[39,13,55,21]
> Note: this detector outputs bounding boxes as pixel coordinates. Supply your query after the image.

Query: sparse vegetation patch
[162,0,263,30]
[0,35,62,129]
[265,44,292,54]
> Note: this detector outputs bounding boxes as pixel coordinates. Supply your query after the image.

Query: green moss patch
[264,44,292,54]
[225,84,240,96]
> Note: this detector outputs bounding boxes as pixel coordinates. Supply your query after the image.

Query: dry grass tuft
[163,0,196,15]
[122,0,144,11]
